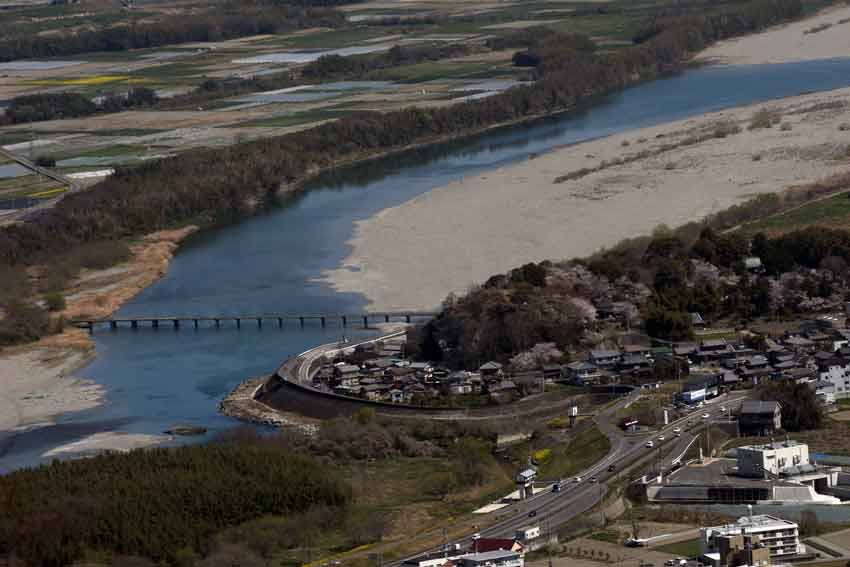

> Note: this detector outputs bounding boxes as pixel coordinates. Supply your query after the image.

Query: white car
[673,427,682,436]
[575,476,582,483]
[720,406,726,412]
[658,435,666,441]
[645,440,654,448]
[702,413,710,419]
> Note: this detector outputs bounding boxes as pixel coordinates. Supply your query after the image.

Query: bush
[749,109,780,130]
[44,291,66,311]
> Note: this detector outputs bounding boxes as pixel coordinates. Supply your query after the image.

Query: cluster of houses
[567,315,850,408]
[317,340,531,405]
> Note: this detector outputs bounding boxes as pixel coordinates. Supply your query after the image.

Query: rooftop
[459,550,521,562]
[740,400,780,415]
[736,514,796,528]
[739,440,803,452]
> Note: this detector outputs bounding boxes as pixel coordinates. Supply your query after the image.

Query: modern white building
[816,353,850,400]
[456,550,524,567]
[699,515,805,562]
[736,440,809,478]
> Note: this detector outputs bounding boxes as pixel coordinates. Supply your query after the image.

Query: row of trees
[301,43,473,80]
[0,444,351,566]
[0,0,804,345]
[1,88,158,125]
[0,4,344,61]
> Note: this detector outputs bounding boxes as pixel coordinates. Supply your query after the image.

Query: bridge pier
[152,320,159,329]
[173,320,180,329]
[384,314,390,323]
[363,315,368,327]
[406,314,411,323]
[341,315,347,326]
[277,318,283,328]
[214,319,220,328]
[320,316,325,328]
[193,319,199,329]
[299,317,305,327]
[236,319,241,329]
[131,320,138,330]
[110,321,117,330]
[257,317,262,328]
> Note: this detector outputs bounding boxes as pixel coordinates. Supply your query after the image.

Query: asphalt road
[392,391,750,564]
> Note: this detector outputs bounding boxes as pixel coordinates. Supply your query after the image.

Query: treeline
[1,88,158,125]
[302,43,474,80]
[634,0,803,43]
[0,444,350,566]
[755,380,823,431]
[0,5,344,61]
[0,0,803,345]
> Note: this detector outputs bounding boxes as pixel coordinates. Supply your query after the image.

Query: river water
[5,58,850,471]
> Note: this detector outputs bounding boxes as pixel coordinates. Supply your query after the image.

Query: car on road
[702,413,710,419]
[658,435,665,441]
[590,476,598,483]
[673,427,682,436]
[720,406,726,412]
[608,464,616,472]
[575,476,582,483]
[528,510,537,518]
[552,483,561,493]
[645,440,654,448]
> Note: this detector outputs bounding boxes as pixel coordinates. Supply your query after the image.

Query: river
[4,57,850,471]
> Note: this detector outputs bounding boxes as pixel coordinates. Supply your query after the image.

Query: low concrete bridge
[71,311,437,331]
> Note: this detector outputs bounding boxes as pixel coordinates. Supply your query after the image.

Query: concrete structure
[738,400,781,437]
[816,352,850,400]
[701,532,771,567]
[737,440,808,478]
[456,550,523,567]
[515,468,536,500]
[699,515,805,563]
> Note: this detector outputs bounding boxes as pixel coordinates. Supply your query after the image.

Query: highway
[0,147,79,225]
[285,332,749,565]
[390,391,750,565]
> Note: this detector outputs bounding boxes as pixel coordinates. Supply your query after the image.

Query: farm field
[0,0,696,180]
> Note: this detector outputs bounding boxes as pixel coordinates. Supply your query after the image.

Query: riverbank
[697,3,850,65]
[323,84,850,311]
[0,226,196,457]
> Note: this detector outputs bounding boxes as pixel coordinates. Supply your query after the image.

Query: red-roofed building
[470,538,525,554]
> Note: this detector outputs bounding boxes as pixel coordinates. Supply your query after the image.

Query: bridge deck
[72,312,437,329]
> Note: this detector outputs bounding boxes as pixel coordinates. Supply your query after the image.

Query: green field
[741,191,850,234]
[538,425,612,478]
[654,538,701,557]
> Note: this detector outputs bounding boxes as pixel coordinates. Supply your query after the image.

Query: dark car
[608,464,616,472]
[528,510,537,518]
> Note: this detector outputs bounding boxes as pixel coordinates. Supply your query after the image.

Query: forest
[1,88,159,125]
[0,413,511,566]
[0,3,344,61]
[0,443,351,566]
[414,222,850,369]
[0,0,804,346]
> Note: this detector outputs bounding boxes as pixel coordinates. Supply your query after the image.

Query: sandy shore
[0,226,197,456]
[323,86,850,311]
[697,3,850,65]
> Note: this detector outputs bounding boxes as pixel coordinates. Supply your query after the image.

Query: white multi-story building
[700,515,805,561]
[737,440,809,478]
[456,550,524,567]
[816,353,850,400]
